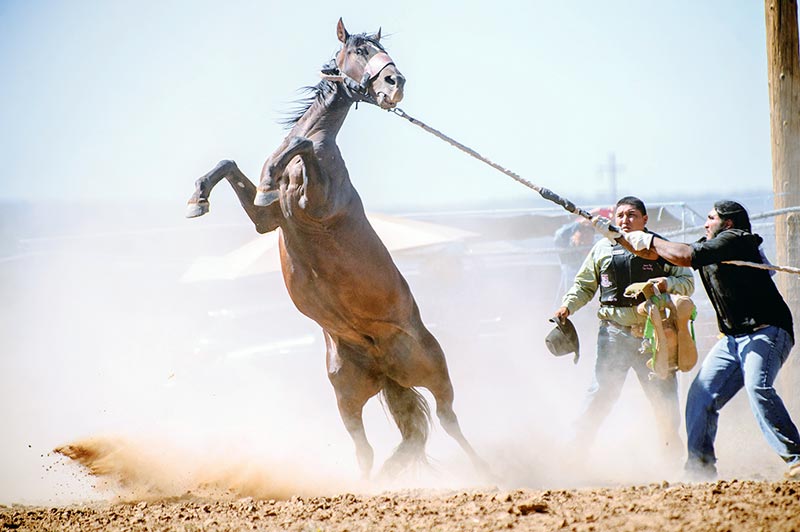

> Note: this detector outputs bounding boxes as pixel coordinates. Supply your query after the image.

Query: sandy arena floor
[3,479,800,531]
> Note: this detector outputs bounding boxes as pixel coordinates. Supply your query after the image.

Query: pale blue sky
[0,1,774,210]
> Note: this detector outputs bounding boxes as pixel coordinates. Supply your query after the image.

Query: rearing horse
[186,19,486,479]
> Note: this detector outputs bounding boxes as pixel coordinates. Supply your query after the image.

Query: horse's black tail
[379,378,432,474]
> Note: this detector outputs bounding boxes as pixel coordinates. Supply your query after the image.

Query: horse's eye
[356,47,367,56]
[384,76,395,86]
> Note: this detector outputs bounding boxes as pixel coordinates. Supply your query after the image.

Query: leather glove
[623,230,654,251]
[591,216,621,241]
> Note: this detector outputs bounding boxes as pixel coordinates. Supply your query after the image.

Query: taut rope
[389,107,800,276]
[388,108,605,226]
[722,260,800,275]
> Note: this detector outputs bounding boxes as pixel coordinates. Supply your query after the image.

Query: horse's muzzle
[376,88,404,109]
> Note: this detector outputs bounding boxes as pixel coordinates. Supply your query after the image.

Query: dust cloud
[52,435,347,501]
[0,200,790,506]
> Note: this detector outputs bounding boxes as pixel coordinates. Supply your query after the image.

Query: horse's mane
[280,76,338,129]
[280,32,384,129]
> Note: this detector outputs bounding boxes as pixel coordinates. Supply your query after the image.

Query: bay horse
[186,19,487,479]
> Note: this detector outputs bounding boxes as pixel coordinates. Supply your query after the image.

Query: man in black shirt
[618,200,799,479]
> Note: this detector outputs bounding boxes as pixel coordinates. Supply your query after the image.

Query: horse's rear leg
[392,331,491,477]
[430,376,492,476]
[187,160,279,234]
[337,395,375,480]
[326,334,382,480]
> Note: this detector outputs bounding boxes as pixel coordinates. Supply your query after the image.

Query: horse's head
[332,18,405,109]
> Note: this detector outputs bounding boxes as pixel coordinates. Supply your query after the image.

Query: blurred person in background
[552,208,610,306]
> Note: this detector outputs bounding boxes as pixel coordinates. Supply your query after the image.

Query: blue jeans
[575,321,681,449]
[685,326,800,474]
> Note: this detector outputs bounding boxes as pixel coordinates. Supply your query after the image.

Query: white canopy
[181,212,477,283]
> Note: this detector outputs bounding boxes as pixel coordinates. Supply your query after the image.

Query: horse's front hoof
[254,190,279,207]
[186,201,209,218]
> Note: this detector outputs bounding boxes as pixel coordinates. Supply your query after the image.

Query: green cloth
[641,296,698,364]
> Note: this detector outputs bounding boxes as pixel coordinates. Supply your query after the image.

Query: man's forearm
[614,235,660,260]
[652,238,693,267]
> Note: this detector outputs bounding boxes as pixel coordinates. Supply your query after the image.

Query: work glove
[591,216,621,241]
[623,230,654,251]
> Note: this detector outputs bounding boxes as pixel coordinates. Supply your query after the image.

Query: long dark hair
[280,77,337,129]
[714,200,751,232]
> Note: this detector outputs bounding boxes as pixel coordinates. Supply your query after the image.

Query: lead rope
[722,260,800,275]
[388,107,605,226]
[389,107,800,276]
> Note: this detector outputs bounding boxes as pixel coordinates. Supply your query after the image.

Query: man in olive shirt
[619,200,799,479]
[555,196,694,457]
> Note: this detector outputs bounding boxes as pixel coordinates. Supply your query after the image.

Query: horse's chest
[286,262,362,309]
[283,255,401,333]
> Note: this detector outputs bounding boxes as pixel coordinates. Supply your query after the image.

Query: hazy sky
[0,1,775,210]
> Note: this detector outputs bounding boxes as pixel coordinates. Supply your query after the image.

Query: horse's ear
[337,18,349,43]
[376,27,381,41]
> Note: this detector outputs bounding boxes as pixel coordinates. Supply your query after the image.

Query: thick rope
[389,108,595,222]
[722,260,800,275]
[389,107,800,276]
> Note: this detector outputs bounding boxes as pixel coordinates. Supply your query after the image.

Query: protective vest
[599,241,668,307]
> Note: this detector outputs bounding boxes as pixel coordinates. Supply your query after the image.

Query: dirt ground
[2,479,799,531]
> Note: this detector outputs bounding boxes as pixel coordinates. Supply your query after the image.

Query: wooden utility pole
[765,0,800,403]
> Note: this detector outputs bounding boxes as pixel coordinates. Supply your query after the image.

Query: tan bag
[625,281,698,379]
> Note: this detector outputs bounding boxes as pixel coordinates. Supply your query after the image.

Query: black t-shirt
[690,229,794,341]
